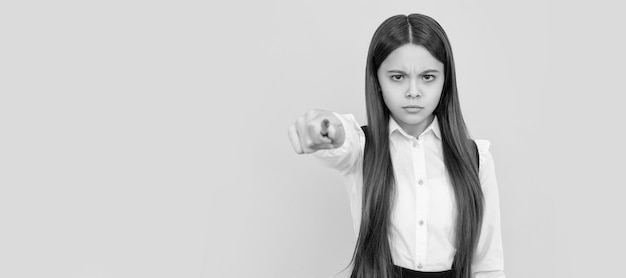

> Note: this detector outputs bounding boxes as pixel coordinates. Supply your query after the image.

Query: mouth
[402,105,424,113]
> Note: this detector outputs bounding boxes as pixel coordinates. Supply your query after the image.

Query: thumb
[326,122,345,147]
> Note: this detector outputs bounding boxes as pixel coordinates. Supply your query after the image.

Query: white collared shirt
[313,113,505,278]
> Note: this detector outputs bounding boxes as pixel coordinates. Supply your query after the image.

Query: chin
[401,114,426,122]
[396,113,434,126]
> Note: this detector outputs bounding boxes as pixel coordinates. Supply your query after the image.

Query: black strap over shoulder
[360,125,479,170]
[360,125,368,134]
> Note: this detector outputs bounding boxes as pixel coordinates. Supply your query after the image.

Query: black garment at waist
[394,266,454,278]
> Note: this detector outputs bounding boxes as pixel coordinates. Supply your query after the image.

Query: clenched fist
[287,109,346,154]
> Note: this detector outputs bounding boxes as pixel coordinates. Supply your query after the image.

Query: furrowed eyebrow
[420,69,440,74]
[387,69,440,74]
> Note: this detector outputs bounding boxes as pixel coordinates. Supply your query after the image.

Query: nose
[406,79,421,98]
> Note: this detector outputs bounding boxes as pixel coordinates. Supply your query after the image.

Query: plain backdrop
[1,1,625,277]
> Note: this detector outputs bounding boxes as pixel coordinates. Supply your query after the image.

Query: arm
[472,140,506,278]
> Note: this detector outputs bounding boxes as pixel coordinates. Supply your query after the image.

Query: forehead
[379,44,443,71]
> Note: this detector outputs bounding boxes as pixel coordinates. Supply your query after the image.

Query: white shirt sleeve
[472,140,506,278]
[311,113,364,175]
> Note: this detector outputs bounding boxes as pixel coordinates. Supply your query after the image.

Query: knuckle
[296,117,306,129]
[304,138,315,148]
[307,109,323,120]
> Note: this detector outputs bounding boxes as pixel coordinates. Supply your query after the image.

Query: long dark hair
[350,14,484,278]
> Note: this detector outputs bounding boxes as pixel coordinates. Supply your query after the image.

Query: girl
[288,14,504,278]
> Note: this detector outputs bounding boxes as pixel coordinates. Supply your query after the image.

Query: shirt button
[419,220,424,226]
[418,179,423,185]
[412,141,418,147]
[417,263,423,269]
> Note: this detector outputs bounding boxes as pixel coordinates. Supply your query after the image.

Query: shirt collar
[388,115,442,140]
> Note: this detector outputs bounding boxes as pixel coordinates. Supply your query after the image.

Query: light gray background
[1,1,625,278]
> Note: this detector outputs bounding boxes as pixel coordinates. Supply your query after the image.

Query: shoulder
[473,139,500,192]
[474,139,492,169]
[333,112,366,140]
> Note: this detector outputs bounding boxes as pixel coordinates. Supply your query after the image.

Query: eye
[423,74,436,82]
[390,75,404,81]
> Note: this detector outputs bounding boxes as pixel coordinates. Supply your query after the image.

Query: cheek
[429,83,444,101]
[381,88,402,107]
[424,86,444,109]
[430,94,443,110]
[381,91,394,109]
[379,82,395,106]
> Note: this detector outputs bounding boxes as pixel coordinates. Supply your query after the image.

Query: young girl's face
[377,43,445,136]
